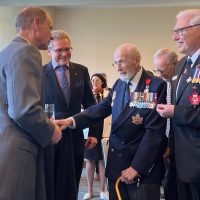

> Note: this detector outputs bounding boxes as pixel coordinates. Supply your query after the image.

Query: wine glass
[44,104,55,120]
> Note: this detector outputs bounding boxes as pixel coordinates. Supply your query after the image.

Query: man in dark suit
[0,7,62,200]
[43,30,97,200]
[153,48,178,200]
[157,9,200,200]
[56,43,167,200]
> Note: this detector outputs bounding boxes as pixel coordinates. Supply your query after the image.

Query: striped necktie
[166,81,171,137]
[177,58,192,98]
[57,65,70,104]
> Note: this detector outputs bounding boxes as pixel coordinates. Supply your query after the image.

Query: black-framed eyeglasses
[173,24,200,36]
[112,59,126,67]
[51,47,73,54]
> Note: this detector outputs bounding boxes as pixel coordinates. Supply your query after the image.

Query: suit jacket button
[111,148,115,152]
[121,141,124,144]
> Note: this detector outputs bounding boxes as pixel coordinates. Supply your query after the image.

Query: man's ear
[135,55,141,66]
[33,18,40,32]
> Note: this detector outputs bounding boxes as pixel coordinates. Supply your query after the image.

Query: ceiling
[0,0,200,7]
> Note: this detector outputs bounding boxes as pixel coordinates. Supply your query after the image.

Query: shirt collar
[52,60,69,70]
[189,48,200,67]
[18,36,31,45]
[130,67,143,85]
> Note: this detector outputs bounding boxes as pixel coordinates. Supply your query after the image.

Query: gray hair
[153,48,178,66]
[176,9,200,25]
[15,7,49,33]
[48,30,71,49]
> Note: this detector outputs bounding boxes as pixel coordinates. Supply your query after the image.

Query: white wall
[53,6,197,86]
[0,6,199,87]
[0,6,55,65]
[0,7,22,50]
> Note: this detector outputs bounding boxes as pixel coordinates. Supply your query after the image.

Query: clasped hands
[51,118,97,149]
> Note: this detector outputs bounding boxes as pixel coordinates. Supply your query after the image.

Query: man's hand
[163,147,171,159]
[156,104,175,118]
[51,122,62,144]
[55,118,73,130]
[121,167,140,184]
[85,137,97,149]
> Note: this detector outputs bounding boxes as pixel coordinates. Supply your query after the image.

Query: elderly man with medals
[56,43,167,200]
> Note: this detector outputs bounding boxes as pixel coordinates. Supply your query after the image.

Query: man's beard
[119,73,133,82]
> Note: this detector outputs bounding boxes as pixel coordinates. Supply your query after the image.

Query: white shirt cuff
[69,117,76,129]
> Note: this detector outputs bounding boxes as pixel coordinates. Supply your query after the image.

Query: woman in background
[83,73,109,200]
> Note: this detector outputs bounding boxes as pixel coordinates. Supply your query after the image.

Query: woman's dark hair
[91,73,107,89]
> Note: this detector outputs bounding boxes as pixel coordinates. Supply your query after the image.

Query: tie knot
[187,58,192,64]
[186,58,192,68]
[57,65,69,72]
[126,81,132,90]
[127,81,131,86]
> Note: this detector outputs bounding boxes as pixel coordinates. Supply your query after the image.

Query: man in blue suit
[43,30,97,200]
[157,9,200,200]
[56,43,167,200]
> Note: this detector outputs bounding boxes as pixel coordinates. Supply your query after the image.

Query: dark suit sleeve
[7,45,54,147]
[131,80,167,175]
[74,90,113,130]
[174,105,200,128]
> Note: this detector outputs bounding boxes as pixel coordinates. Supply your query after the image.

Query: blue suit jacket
[171,55,200,183]
[74,69,167,183]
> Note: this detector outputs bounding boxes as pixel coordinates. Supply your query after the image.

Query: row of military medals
[129,79,158,109]
[188,67,200,106]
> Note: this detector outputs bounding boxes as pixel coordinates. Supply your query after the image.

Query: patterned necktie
[57,66,70,104]
[177,58,192,97]
[166,81,171,137]
[166,81,171,104]
[123,82,131,108]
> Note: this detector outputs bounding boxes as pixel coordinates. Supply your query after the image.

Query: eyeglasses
[173,24,200,36]
[112,60,126,67]
[153,68,167,74]
[51,47,73,54]
[91,79,102,83]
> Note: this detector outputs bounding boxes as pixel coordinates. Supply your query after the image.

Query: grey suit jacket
[0,36,54,200]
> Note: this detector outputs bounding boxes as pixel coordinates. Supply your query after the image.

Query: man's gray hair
[48,30,71,49]
[15,7,48,33]
[153,48,178,66]
[176,9,200,26]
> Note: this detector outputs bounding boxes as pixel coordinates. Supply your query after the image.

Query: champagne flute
[44,104,55,120]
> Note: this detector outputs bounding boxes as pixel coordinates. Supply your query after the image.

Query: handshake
[50,117,98,149]
[50,117,73,144]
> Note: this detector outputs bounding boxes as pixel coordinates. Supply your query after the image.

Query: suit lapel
[176,55,200,103]
[172,59,184,104]
[68,62,77,107]
[112,70,147,132]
